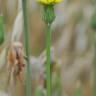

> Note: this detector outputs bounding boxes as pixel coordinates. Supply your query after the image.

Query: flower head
[37,0,62,5]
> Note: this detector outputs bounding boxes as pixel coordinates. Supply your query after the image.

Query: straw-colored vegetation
[0,0,95,96]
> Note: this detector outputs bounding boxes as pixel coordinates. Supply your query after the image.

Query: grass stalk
[0,15,5,45]
[22,0,32,96]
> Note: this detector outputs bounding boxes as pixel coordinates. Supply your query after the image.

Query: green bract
[42,5,56,24]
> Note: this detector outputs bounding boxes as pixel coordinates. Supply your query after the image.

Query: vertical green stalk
[46,23,51,96]
[22,0,32,96]
[0,15,4,45]
[42,5,55,96]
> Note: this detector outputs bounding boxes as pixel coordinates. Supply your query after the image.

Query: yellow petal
[54,0,62,3]
[37,0,62,4]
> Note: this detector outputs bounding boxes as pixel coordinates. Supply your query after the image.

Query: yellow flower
[37,0,62,5]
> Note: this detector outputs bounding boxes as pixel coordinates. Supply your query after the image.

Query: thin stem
[46,23,51,96]
[0,15,5,45]
[22,0,32,96]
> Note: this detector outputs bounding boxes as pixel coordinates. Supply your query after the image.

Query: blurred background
[0,0,96,96]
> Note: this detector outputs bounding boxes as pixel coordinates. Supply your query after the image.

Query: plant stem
[46,23,51,96]
[22,0,32,96]
[0,15,5,45]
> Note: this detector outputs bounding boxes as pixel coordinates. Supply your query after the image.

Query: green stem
[46,23,51,96]
[22,0,32,96]
[0,15,5,45]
